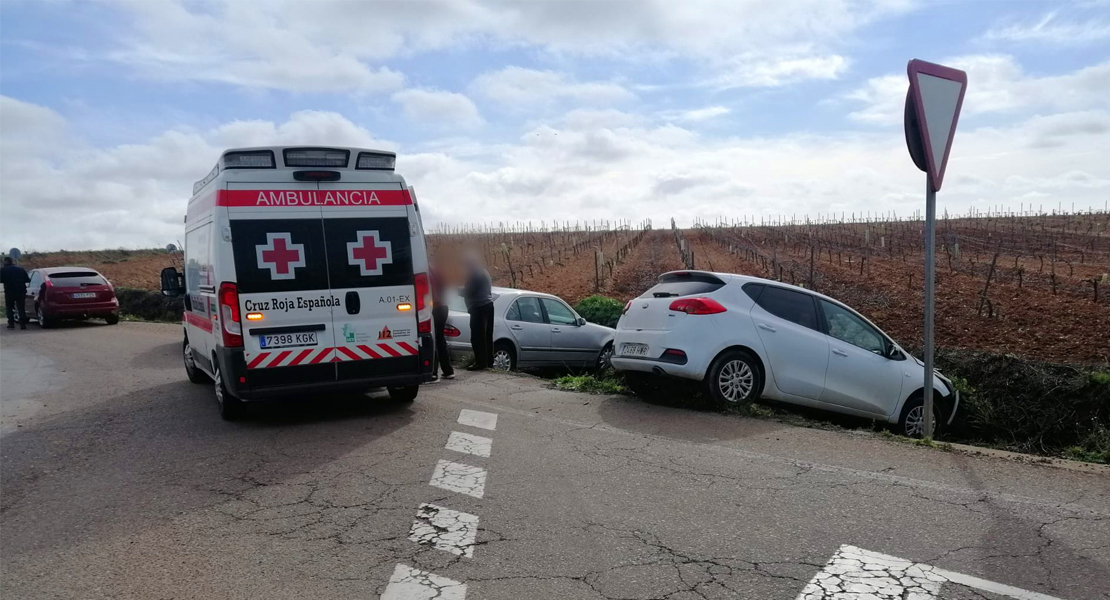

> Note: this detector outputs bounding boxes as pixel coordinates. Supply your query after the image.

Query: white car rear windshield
[643,273,724,298]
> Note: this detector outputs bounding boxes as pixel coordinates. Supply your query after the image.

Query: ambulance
[161,147,434,419]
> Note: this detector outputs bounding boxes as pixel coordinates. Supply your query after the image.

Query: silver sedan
[445,287,615,371]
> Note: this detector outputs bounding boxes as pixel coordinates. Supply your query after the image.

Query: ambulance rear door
[318,182,421,382]
[226,182,339,387]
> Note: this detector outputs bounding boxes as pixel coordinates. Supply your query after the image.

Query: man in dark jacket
[461,251,494,370]
[1,257,30,329]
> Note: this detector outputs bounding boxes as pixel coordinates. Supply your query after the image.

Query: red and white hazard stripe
[246,341,418,370]
[246,346,334,370]
[333,341,419,362]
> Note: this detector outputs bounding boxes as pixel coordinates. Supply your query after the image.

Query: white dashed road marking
[445,431,492,457]
[380,564,467,600]
[797,545,1064,600]
[409,503,479,557]
[429,459,488,498]
[457,409,498,430]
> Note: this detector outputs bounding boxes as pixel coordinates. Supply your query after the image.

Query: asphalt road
[2,322,1108,600]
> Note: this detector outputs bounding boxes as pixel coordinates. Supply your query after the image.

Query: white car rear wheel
[706,350,761,406]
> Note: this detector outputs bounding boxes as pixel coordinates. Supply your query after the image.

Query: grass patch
[876,431,954,452]
[554,373,628,395]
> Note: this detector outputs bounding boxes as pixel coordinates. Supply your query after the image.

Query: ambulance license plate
[259,332,318,349]
[621,343,649,357]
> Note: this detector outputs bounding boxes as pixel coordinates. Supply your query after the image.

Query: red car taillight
[444,324,461,338]
[668,297,726,315]
[414,273,431,334]
[218,282,243,347]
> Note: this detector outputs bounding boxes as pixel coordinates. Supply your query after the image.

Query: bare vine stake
[977,250,1000,316]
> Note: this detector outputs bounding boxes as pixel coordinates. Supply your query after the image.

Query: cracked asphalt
[2,322,1108,599]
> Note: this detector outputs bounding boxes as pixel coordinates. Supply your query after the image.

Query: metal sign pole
[923,178,936,438]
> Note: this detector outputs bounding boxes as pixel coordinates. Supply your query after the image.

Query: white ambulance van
[161,147,434,419]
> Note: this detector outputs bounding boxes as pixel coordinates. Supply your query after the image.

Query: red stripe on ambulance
[218,189,411,207]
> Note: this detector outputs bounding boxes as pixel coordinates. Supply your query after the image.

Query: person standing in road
[461,250,494,370]
[429,263,455,381]
[1,257,30,330]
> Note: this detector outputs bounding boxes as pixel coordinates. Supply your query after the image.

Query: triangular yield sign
[907,59,967,191]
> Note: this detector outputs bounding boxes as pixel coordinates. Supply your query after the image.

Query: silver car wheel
[718,359,754,403]
[492,349,512,371]
[598,345,614,370]
[901,403,927,436]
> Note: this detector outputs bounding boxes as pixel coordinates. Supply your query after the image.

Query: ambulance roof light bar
[223,150,275,169]
[356,151,396,171]
[284,148,349,168]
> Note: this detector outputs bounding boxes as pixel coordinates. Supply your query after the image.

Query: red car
[27,267,120,327]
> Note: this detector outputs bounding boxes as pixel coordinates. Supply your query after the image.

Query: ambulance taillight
[218,282,243,348]
[414,273,432,334]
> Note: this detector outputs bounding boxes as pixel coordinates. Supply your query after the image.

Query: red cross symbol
[256,233,305,280]
[347,230,393,276]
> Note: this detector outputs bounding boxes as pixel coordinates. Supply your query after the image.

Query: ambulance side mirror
[161,267,184,297]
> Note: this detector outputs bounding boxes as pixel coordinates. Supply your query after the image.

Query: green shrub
[554,373,628,395]
[931,349,1110,462]
[115,288,183,322]
[574,295,624,328]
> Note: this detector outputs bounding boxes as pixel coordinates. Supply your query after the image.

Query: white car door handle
[832,348,848,357]
[757,323,776,332]
[551,328,561,333]
[510,324,523,331]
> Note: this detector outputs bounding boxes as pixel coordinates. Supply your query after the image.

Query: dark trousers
[432,306,454,377]
[5,292,27,325]
[469,302,495,368]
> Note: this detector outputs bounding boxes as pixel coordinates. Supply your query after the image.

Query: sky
[1,0,1108,251]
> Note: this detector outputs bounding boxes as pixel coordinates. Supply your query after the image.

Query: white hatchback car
[611,271,959,437]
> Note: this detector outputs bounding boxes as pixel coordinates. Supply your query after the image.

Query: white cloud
[983,11,1110,45]
[709,52,849,89]
[847,55,1110,124]
[5,98,1107,250]
[105,0,404,93]
[0,98,391,250]
[391,89,483,128]
[470,67,634,106]
[664,106,731,123]
[401,108,1110,229]
[96,0,903,93]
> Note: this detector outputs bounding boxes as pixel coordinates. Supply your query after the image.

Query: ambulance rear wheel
[388,385,418,403]
[214,362,245,420]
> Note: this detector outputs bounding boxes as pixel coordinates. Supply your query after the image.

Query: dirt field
[17,249,179,291]
[11,214,1109,365]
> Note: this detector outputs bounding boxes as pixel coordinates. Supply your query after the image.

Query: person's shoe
[442,373,456,380]
[6,323,13,330]
[427,376,440,384]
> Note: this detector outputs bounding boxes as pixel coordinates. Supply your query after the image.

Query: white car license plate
[259,332,318,349]
[621,343,649,357]
[72,292,96,299]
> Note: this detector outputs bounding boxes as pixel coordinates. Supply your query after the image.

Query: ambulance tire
[388,385,419,403]
[213,362,245,420]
